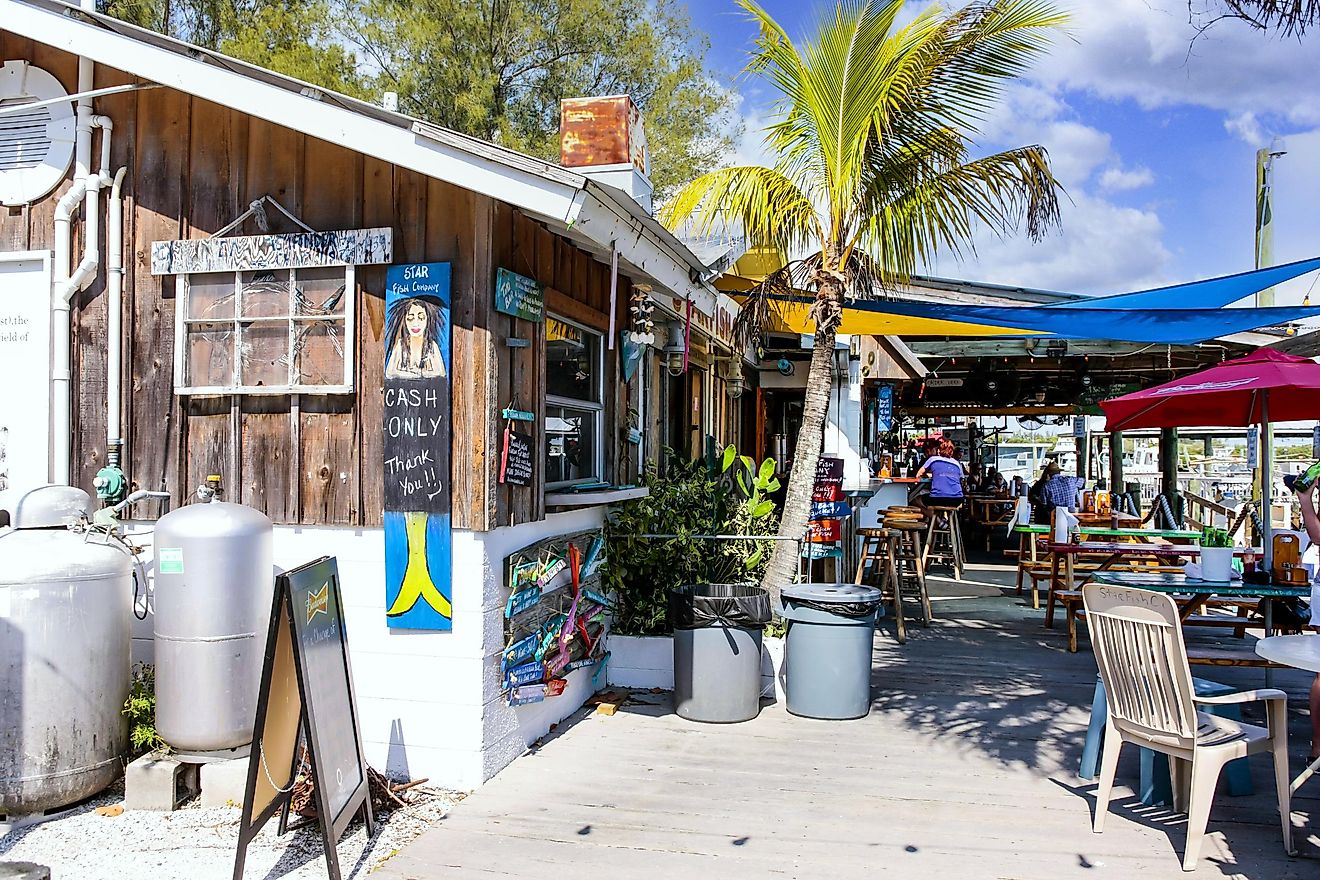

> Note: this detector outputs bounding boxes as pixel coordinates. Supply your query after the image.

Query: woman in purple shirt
[915,440,966,511]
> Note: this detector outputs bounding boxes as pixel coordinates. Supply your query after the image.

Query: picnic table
[966,494,1014,551]
[1010,524,1201,607]
[1091,571,1310,680]
[1043,542,1263,650]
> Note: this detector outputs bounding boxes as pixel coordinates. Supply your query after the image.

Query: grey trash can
[670,583,772,723]
[781,583,882,720]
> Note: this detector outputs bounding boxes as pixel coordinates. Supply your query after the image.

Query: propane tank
[0,486,132,814]
[153,489,274,754]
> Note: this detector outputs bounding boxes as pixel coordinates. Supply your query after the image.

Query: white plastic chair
[1082,583,1293,871]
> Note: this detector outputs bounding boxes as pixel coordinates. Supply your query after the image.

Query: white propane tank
[153,499,274,753]
[0,486,132,815]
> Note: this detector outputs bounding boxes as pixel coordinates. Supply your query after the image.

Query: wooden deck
[378,562,1319,879]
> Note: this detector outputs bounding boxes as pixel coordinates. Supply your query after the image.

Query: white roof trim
[1,0,716,303]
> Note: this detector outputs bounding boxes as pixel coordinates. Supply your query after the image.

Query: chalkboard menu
[234,556,372,880]
[500,426,533,486]
[383,262,453,631]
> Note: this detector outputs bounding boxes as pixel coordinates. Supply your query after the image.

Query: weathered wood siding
[0,34,629,531]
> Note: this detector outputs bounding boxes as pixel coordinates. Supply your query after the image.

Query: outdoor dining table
[1011,524,1202,607]
[1092,571,1310,685]
[1043,542,1264,626]
[1254,634,1320,797]
[967,494,1014,551]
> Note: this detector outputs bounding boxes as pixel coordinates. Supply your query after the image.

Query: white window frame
[172,265,356,395]
[545,314,604,489]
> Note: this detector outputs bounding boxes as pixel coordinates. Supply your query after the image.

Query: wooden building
[0,0,743,788]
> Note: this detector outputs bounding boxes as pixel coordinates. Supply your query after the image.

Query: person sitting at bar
[1287,481,1320,762]
[1029,460,1074,524]
[983,467,1009,497]
[914,439,966,512]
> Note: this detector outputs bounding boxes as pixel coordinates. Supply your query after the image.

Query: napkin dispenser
[1272,533,1302,582]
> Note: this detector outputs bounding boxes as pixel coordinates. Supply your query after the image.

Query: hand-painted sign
[494,268,544,322]
[500,530,608,706]
[500,426,534,487]
[876,383,893,433]
[151,228,393,275]
[383,263,453,631]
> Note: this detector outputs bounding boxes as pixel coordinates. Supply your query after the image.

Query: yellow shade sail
[730,296,1046,338]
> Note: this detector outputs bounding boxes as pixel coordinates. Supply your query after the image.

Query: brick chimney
[560,95,653,214]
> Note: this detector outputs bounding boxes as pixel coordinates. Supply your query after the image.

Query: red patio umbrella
[1100,347,1320,565]
[1101,347,1320,430]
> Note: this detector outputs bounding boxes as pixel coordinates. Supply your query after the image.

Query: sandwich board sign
[233,556,373,880]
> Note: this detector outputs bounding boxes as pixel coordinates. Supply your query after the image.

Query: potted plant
[1200,527,1235,582]
[603,445,780,714]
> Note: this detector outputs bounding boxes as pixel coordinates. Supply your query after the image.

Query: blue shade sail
[849,299,1320,344]
[1043,256,1320,310]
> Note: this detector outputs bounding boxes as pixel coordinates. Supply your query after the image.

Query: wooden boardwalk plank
[377,562,1319,878]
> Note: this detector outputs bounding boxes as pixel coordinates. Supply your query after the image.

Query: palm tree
[661,0,1067,597]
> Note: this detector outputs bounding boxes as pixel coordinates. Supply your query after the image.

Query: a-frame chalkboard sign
[233,556,374,880]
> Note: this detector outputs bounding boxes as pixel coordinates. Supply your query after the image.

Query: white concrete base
[198,758,249,809]
[606,633,784,702]
[605,635,674,689]
[761,635,784,702]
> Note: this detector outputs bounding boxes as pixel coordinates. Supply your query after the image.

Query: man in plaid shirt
[1031,460,1077,521]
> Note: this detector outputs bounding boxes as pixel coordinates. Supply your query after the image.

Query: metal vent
[0,97,53,172]
[0,61,76,207]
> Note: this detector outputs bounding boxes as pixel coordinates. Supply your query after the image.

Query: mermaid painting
[384,294,447,379]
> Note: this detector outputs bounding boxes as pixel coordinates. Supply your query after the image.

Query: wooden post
[1108,430,1123,493]
[1158,427,1179,528]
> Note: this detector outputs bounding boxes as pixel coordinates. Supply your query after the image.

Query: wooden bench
[1050,594,1260,653]
[1185,646,1285,668]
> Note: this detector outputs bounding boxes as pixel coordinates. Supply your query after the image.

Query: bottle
[1288,459,1320,493]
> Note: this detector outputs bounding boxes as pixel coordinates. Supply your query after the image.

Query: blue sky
[683,1,1320,302]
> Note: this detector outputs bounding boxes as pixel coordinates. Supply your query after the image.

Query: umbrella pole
[1261,391,1273,572]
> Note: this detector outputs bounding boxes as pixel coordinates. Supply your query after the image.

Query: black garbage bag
[670,583,772,629]
[783,596,876,618]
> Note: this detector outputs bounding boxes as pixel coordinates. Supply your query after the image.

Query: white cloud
[927,190,1172,295]
[1033,1,1320,126]
[1225,111,1266,147]
[1098,165,1155,191]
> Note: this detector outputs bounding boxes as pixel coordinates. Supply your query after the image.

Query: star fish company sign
[382,263,453,630]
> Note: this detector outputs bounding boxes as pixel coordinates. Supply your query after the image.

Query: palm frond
[660,165,820,259]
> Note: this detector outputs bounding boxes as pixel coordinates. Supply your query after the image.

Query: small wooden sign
[500,426,534,487]
[494,268,544,322]
[233,556,373,880]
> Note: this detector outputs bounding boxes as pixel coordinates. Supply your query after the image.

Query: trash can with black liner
[670,583,772,723]
[781,583,882,719]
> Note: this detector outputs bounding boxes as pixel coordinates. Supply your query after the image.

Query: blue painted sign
[494,268,544,322]
[876,383,894,433]
[383,262,453,631]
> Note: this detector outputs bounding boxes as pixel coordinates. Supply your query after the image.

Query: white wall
[126,505,607,791]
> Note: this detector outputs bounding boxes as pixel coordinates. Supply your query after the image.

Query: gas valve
[93,464,128,505]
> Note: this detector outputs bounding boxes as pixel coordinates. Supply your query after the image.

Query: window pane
[239,270,290,318]
[294,266,348,317]
[185,323,233,387]
[239,322,288,387]
[545,405,596,484]
[187,273,235,320]
[294,320,346,386]
[546,318,600,403]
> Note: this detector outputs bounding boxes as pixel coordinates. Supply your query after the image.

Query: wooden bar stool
[921,502,966,580]
[882,517,932,626]
[855,527,905,642]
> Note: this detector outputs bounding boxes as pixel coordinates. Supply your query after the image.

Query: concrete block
[124,753,199,811]
[0,863,51,880]
[199,758,250,809]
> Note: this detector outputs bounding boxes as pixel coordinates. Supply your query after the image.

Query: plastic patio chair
[1082,583,1293,871]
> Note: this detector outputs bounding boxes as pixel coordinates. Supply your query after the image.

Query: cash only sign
[382,262,454,630]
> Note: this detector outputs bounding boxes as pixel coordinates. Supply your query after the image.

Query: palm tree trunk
[759,309,840,605]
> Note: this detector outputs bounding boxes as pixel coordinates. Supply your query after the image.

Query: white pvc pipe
[107,166,127,460]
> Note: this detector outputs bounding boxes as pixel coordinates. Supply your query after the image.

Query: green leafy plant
[1202,527,1234,548]
[123,662,168,756]
[604,444,780,636]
